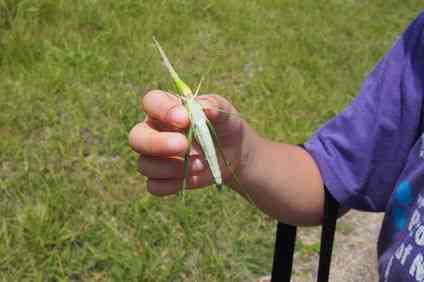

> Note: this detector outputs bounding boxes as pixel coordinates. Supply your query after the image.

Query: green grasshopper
[153,37,225,197]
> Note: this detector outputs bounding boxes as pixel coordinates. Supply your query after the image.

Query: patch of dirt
[292,210,384,282]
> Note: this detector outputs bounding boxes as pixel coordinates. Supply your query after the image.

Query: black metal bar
[271,222,297,282]
[317,189,339,282]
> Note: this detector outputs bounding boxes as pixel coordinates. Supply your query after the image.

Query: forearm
[231,125,326,226]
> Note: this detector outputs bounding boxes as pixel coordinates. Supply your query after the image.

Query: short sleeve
[304,12,424,212]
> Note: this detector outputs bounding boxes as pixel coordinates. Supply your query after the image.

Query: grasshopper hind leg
[180,125,195,200]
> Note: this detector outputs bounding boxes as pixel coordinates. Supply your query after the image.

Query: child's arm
[129,90,326,226]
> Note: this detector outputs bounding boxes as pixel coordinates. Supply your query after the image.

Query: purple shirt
[304,12,424,281]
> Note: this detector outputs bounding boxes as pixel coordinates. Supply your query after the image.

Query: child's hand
[129,90,326,225]
[128,90,250,196]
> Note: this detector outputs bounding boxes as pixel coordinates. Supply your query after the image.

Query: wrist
[226,120,260,194]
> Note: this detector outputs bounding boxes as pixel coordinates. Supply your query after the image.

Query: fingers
[147,171,215,196]
[129,90,190,157]
[129,122,188,156]
[196,94,236,125]
[147,179,182,196]
[137,155,206,179]
[196,95,244,143]
[143,90,189,129]
[130,90,237,197]
[138,154,214,197]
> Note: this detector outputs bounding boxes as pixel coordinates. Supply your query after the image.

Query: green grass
[0,0,422,281]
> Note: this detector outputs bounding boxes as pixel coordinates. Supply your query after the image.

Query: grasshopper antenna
[194,53,218,97]
[152,36,193,97]
[194,76,204,97]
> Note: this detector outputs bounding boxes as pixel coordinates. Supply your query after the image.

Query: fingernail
[170,106,187,127]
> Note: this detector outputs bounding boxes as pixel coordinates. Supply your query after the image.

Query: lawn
[0,1,422,281]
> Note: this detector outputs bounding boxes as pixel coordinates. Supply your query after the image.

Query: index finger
[129,122,188,156]
[143,90,189,129]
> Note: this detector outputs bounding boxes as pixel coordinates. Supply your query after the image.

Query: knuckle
[146,180,157,195]
[128,123,153,154]
[128,124,141,149]
[142,91,155,110]
[143,90,181,123]
[207,93,226,105]
[143,90,165,111]
[144,89,161,102]
[147,181,166,197]
[137,157,146,175]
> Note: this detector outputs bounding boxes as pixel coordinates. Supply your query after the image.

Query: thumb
[196,94,238,126]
